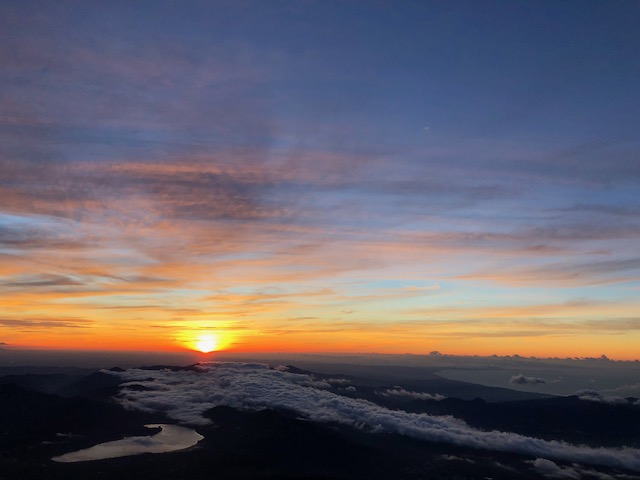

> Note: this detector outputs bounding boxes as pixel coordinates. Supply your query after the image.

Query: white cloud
[107,363,640,472]
[325,378,352,385]
[528,458,580,479]
[575,389,636,405]
[529,459,621,480]
[378,387,445,401]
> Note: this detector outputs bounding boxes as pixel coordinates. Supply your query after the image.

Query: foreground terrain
[1,360,639,480]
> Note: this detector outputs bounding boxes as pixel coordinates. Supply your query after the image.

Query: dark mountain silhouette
[0,373,83,394]
[397,395,640,447]
[0,384,160,460]
[57,371,125,400]
[0,365,637,479]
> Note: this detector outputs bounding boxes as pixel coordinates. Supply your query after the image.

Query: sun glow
[178,329,234,354]
[194,334,219,353]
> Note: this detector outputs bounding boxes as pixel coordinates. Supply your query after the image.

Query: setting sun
[177,330,233,354]
[194,334,219,353]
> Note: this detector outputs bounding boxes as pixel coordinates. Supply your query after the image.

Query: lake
[52,424,204,463]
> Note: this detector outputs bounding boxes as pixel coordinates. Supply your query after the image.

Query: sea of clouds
[107,362,640,472]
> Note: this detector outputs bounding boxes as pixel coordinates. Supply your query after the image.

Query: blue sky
[1,0,639,357]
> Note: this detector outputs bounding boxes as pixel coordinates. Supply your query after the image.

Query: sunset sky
[1,1,639,359]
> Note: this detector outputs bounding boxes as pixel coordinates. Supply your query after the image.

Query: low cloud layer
[378,387,445,401]
[528,458,626,480]
[575,390,639,406]
[529,458,581,479]
[510,374,548,385]
[605,383,640,396]
[109,363,640,472]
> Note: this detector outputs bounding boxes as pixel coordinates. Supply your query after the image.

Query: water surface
[52,424,203,463]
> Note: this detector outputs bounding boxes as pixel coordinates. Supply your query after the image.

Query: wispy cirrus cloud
[0,274,83,289]
[0,317,92,329]
[459,257,640,287]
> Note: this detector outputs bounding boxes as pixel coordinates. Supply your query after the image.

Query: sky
[1,0,639,359]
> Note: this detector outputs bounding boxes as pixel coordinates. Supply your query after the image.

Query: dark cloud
[510,374,547,385]
[0,273,173,295]
[0,317,92,329]
[0,159,283,223]
[403,223,640,260]
[553,258,640,276]
[522,223,640,243]
[0,217,92,251]
[545,139,640,185]
[0,274,83,288]
[351,178,513,211]
[462,257,640,286]
[556,204,640,218]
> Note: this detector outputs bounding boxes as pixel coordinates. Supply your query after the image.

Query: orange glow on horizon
[4,315,640,362]
[6,336,640,362]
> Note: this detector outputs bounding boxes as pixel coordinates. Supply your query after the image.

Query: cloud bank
[529,458,582,479]
[528,458,624,480]
[575,390,639,406]
[109,362,640,472]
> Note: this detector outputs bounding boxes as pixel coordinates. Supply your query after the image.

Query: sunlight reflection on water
[52,424,204,463]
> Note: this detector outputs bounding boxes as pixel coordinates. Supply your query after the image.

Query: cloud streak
[378,387,446,401]
[575,390,639,406]
[0,317,92,329]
